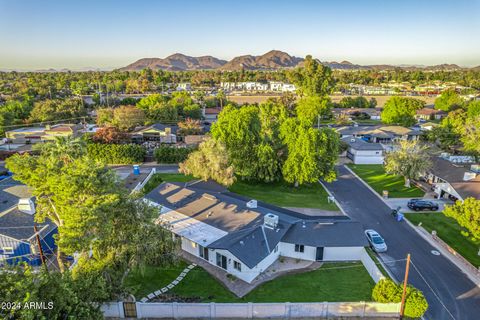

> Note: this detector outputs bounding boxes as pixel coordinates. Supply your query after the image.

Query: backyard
[405,212,480,267]
[125,261,375,302]
[347,164,425,198]
[229,180,339,211]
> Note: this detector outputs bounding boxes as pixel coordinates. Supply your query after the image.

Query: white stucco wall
[182,238,280,283]
[323,247,364,261]
[279,243,317,261]
[350,149,384,164]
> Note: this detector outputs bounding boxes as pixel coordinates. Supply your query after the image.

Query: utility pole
[399,253,411,319]
[33,223,48,271]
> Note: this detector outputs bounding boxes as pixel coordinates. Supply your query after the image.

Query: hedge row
[154,146,194,163]
[87,143,146,164]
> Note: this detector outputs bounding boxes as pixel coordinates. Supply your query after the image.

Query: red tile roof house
[415,108,447,121]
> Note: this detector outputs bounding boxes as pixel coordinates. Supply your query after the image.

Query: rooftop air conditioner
[264,213,279,229]
[246,199,257,209]
[18,198,35,215]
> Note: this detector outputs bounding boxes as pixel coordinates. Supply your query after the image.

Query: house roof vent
[18,198,35,215]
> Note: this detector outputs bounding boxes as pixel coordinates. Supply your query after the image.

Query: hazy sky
[1,0,480,70]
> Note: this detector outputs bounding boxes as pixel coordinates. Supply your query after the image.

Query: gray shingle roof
[342,137,384,151]
[0,178,31,213]
[146,181,366,268]
[0,208,56,242]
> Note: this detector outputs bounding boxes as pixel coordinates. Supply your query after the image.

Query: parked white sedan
[365,229,387,253]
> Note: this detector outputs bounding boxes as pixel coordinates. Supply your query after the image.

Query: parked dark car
[407,199,439,211]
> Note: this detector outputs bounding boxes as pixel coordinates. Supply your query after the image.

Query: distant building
[336,125,422,144]
[415,108,447,121]
[5,124,83,144]
[176,83,192,91]
[220,81,296,92]
[131,123,177,144]
[203,107,221,123]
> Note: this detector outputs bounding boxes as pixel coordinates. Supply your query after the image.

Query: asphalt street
[323,166,480,320]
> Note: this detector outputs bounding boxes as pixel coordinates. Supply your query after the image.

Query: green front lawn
[126,261,375,302]
[347,164,424,198]
[229,180,339,211]
[405,212,480,267]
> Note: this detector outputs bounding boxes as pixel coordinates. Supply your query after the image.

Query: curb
[318,180,348,217]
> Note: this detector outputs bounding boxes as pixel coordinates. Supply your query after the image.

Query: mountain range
[119,50,477,72]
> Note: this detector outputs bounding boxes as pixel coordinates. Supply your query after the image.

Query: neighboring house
[336,125,422,144]
[425,156,480,201]
[203,108,221,123]
[5,127,46,144]
[342,137,384,164]
[131,123,177,144]
[145,181,367,284]
[417,122,439,131]
[5,124,83,144]
[42,124,83,141]
[415,108,447,121]
[0,178,57,266]
[184,135,207,146]
[332,108,382,120]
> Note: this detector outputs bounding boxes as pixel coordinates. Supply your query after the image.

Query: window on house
[199,245,209,261]
[294,244,304,253]
[233,260,242,271]
[2,247,14,254]
[274,245,278,253]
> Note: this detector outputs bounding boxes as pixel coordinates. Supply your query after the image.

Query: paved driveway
[323,166,480,320]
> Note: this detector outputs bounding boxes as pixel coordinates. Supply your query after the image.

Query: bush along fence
[153,146,195,164]
[102,301,401,319]
[87,143,146,164]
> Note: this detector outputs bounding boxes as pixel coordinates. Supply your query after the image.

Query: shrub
[87,143,145,164]
[372,279,428,318]
[154,146,194,163]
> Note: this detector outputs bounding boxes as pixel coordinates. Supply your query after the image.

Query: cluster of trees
[136,92,202,122]
[97,105,146,131]
[381,97,425,127]
[333,96,377,109]
[181,56,340,186]
[426,100,480,155]
[4,137,177,318]
[0,96,87,135]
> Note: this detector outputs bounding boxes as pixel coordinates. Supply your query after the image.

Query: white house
[343,137,384,164]
[145,182,367,283]
[425,156,480,201]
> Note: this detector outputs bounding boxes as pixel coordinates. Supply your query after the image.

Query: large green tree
[381,97,425,127]
[444,198,480,241]
[384,140,431,187]
[288,55,334,97]
[295,96,331,126]
[112,105,146,131]
[179,137,235,186]
[6,137,177,278]
[280,119,339,186]
[434,89,464,111]
[28,98,86,122]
